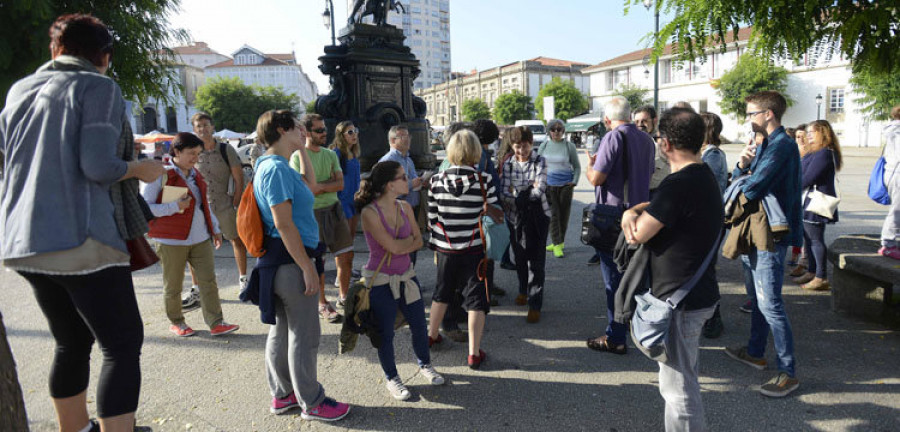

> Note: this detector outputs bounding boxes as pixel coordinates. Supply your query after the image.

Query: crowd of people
[3,13,900,432]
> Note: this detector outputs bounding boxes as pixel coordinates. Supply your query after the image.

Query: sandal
[586,336,627,355]
[318,302,342,323]
[801,278,830,291]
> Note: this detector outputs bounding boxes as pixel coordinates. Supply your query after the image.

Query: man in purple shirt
[584,96,656,354]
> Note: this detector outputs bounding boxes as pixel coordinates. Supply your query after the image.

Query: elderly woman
[427,129,498,369]
[537,119,581,258]
[0,14,165,432]
[793,120,843,291]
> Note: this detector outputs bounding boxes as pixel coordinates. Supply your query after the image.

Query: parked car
[514,120,547,145]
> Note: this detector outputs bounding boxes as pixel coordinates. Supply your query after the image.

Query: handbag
[868,148,893,205]
[581,130,629,252]
[630,229,723,363]
[127,236,159,272]
[805,152,841,219]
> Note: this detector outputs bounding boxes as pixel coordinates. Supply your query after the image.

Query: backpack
[237,179,266,257]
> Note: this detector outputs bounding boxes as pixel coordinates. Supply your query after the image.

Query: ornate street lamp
[323,0,336,46]
[643,0,660,113]
[815,93,823,120]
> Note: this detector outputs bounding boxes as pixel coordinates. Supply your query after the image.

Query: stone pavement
[4,145,899,431]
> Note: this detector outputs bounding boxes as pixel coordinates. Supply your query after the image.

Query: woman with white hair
[426,129,498,369]
[537,118,581,258]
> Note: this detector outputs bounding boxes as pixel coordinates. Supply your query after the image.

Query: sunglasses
[550,128,564,133]
[311,128,327,134]
[344,129,358,136]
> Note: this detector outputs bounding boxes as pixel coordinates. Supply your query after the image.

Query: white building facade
[130,64,205,134]
[347,0,451,90]
[206,45,319,107]
[415,57,590,126]
[582,28,885,147]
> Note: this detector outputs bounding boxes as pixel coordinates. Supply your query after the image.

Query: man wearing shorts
[292,114,352,323]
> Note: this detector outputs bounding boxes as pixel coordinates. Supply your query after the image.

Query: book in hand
[161,186,189,214]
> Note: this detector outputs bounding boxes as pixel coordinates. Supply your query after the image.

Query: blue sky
[170,0,671,92]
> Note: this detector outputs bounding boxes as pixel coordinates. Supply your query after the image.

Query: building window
[829,88,845,113]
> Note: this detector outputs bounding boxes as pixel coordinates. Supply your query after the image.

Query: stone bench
[826,235,900,328]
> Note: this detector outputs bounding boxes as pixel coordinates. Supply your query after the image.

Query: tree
[850,69,900,122]
[0,0,188,107]
[535,77,588,121]
[614,83,651,112]
[715,53,791,121]
[627,1,898,76]
[492,90,533,125]
[305,99,317,115]
[194,77,300,132]
[461,98,491,122]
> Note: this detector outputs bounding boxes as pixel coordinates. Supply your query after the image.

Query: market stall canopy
[564,120,601,133]
[134,132,175,143]
[245,131,258,140]
[214,129,246,140]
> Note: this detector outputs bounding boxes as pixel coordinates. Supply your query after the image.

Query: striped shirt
[427,166,498,253]
[500,152,550,225]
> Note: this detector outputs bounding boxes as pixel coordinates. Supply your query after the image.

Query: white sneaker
[420,364,445,385]
[181,286,200,311]
[239,275,249,292]
[386,376,411,400]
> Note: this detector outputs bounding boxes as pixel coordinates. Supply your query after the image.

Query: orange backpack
[237,181,267,257]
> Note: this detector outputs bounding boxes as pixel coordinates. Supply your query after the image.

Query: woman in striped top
[426,129,498,369]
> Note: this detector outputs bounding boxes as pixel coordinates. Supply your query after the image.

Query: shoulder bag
[630,229,724,363]
[868,146,893,205]
[581,130,628,252]
[805,151,841,219]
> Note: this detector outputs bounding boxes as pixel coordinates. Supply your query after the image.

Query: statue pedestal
[317,23,434,172]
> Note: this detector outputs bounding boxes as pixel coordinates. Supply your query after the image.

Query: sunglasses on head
[311,128,327,134]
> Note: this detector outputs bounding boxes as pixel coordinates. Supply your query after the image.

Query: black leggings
[20,266,143,418]
[803,222,827,279]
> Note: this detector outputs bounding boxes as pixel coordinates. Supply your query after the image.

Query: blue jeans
[370,280,430,380]
[598,251,627,345]
[740,243,796,377]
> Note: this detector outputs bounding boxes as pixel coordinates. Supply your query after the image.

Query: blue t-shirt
[253,155,319,248]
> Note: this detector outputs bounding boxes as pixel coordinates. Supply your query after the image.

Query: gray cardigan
[0,56,129,259]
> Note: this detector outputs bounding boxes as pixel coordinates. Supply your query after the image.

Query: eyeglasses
[746,110,767,118]
[311,128,327,134]
[345,129,357,135]
[393,173,408,182]
[550,128,564,133]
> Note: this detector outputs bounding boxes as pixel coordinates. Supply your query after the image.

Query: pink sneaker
[879,246,900,260]
[270,392,299,415]
[210,322,239,336]
[300,397,350,422]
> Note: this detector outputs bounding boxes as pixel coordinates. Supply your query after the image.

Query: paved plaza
[4,145,899,431]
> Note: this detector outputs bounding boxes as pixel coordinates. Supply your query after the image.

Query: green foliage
[850,66,900,122]
[613,83,651,112]
[0,0,188,107]
[461,98,491,121]
[535,77,588,121]
[625,1,899,76]
[194,77,300,133]
[305,99,318,114]
[716,53,791,121]
[491,90,533,125]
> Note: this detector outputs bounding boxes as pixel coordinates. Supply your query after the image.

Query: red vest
[148,169,217,240]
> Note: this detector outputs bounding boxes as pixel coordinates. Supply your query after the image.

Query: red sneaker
[428,334,443,348]
[210,322,239,336]
[301,397,350,422]
[467,349,486,369]
[169,323,195,337]
[270,392,299,415]
[879,246,900,260]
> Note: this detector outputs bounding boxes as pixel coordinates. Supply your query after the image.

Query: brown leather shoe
[792,272,815,285]
[526,309,541,323]
[514,294,527,306]
[789,265,807,277]
[801,278,830,291]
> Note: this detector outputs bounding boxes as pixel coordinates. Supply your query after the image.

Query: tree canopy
[715,53,791,121]
[535,77,588,121]
[614,83,651,113]
[461,98,491,122]
[0,0,188,107]
[627,1,899,76]
[492,90,533,125]
[850,68,900,123]
[194,77,300,133]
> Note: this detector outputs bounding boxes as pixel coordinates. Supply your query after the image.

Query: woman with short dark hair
[0,13,165,432]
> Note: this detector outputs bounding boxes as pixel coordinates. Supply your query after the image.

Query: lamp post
[322,0,336,46]
[815,93,823,120]
[643,0,660,113]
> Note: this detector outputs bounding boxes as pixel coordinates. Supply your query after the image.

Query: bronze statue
[348,0,405,26]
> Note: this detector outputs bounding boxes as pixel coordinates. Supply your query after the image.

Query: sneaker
[182,286,200,311]
[879,246,900,260]
[351,269,362,280]
[759,372,800,398]
[701,313,724,339]
[587,254,602,266]
[270,392,299,415]
[300,397,350,422]
[210,322,239,336]
[318,302,342,323]
[169,323,195,337]
[514,294,528,306]
[739,299,753,314]
[724,346,767,370]
[386,376,411,400]
[546,243,555,252]
[553,243,565,258]
[467,349,486,370]
[420,364,445,385]
[428,334,443,348]
[239,275,249,291]
[337,297,346,308]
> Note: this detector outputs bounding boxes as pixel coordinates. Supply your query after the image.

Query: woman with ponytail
[354,161,445,400]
